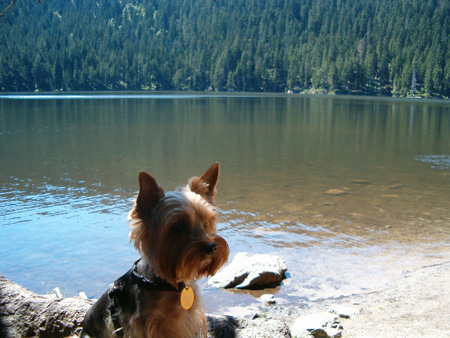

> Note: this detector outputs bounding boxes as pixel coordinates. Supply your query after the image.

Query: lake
[1,93,449,314]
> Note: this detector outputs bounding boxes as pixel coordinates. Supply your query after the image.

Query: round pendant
[180,286,195,310]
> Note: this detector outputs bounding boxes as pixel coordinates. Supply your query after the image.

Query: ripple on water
[414,155,450,170]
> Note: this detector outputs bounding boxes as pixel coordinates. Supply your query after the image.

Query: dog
[80,163,229,338]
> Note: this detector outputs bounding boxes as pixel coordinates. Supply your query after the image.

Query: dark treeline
[1,0,450,97]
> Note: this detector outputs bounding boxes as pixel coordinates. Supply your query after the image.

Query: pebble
[291,312,342,338]
[330,304,361,318]
[78,292,88,299]
[52,287,63,300]
[324,189,347,195]
[260,294,276,304]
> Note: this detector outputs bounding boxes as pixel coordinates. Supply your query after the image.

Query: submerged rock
[208,252,288,289]
[351,180,370,184]
[324,189,347,195]
[388,184,404,190]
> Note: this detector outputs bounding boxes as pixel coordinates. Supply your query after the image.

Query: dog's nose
[205,242,217,255]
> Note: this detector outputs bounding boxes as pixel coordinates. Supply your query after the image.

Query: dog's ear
[188,162,219,203]
[201,162,220,192]
[136,172,164,216]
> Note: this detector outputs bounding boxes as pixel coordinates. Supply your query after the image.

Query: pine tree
[411,64,417,95]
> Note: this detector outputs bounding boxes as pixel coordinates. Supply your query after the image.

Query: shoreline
[1,258,449,337]
[1,90,450,102]
[261,259,450,337]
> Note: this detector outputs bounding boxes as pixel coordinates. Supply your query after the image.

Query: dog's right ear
[188,162,220,204]
[136,172,164,216]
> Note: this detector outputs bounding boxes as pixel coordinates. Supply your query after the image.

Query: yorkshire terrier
[81,163,229,338]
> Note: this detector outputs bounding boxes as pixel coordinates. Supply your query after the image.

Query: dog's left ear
[136,172,165,217]
[188,162,220,203]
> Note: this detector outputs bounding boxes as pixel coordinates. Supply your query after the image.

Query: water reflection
[415,155,450,170]
[0,94,449,312]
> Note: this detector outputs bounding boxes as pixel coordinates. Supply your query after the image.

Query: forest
[1,0,450,97]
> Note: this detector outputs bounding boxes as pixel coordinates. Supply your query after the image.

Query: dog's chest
[129,285,205,337]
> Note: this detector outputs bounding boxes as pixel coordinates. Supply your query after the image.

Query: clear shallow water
[1,93,449,314]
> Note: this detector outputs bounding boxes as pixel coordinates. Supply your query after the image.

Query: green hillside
[1,0,449,97]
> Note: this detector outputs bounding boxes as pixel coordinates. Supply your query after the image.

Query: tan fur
[121,163,228,337]
[129,284,206,338]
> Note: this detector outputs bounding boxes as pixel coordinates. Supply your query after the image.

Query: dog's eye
[203,222,209,229]
[172,222,187,233]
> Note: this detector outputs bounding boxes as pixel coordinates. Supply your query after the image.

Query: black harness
[108,259,185,338]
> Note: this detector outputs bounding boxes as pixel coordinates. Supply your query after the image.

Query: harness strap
[109,283,125,338]
[130,259,185,291]
[107,259,186,337]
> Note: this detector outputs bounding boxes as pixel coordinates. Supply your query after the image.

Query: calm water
[1,93,450,314]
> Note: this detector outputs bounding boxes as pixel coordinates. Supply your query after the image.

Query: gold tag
[180,286,194,310]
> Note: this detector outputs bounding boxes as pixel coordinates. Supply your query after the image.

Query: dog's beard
[145,234,229,286]
[177,235,229,281]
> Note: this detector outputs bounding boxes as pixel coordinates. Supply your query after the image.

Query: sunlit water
[1,93,449,314]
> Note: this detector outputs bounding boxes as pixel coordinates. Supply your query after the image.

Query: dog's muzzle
[205,242,217,255]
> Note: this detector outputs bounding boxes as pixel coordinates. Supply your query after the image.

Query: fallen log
[0,276,291,338]
[0,276,92,337]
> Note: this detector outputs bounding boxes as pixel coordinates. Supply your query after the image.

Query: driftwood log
[0,276,291,338]
[0,276,92,337]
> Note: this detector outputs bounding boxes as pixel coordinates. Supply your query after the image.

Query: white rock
[260,294,276,304]
[206,314,291,338]
[326,327,343,338]
[330,304,360,318]
[291,330,314,338]
[291,312,343,338]
[52,287,63,300]
[291,312,337,333]
[208,252,288,289]
[78,292,88,300]
[238,317,291,337]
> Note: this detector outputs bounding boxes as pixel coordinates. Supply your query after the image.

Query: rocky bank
[1,259,449,337]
